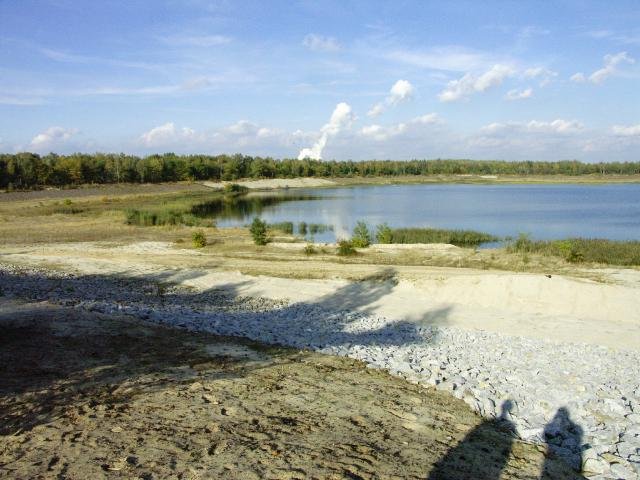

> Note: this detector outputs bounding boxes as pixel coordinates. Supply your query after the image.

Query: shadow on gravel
[0,266,448,436]
[428,400,587,480]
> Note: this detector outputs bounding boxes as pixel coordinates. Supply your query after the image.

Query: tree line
[2,152,640,190]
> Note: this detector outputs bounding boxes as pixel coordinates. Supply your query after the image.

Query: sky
[0,0,639,162]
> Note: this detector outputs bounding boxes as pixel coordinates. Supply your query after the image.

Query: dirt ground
[0,300,584,480]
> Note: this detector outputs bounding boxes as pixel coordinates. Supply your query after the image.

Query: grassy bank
[384,227,499,247]
[507,235,640,266]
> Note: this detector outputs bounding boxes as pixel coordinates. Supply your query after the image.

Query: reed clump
[387,227,499,247]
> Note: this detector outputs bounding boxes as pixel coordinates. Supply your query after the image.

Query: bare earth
[0,300,583,480]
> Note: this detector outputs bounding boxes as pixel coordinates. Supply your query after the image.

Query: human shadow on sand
[427,400,587,480]
[0,266,449,435]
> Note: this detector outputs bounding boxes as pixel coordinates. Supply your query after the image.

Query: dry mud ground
[0,300,584,480]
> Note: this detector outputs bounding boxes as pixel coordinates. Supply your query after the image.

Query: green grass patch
[125,208,208,227]
[507,235,640,266]
[269,221,294,234]
[387,227,499,247]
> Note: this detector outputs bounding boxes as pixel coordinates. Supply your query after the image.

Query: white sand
[201,177,336,190]
[2,241,639,351]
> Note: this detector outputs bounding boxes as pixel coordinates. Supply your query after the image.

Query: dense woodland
[2,152,640,189]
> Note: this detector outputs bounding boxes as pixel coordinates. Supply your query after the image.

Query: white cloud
[384,46,500,72]
[298,102,354,160]
[303,34,341,52]
[137,120,290,154]
[139,122,196,147]
[570,72,586,83]
[523,67,557,86]
[368,79,414,117]
[612,124,640,136]
[438,64,514,102]
[29,126,79,151]
[161,34,231,47]
[482,119,583,135]
[588,51,635,84]
[360,113,441,141]
[505,88,533,101]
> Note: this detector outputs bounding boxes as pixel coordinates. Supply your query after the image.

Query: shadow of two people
[428,401,587,480]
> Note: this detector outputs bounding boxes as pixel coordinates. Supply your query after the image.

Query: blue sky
[1,0,639,161]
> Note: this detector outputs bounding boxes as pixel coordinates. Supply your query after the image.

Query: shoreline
[3,173,640,198]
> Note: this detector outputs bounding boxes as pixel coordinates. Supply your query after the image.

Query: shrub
[376,223,393,244]
[303,243,317,255]
[250,217,268,245]
[336,239,357,256]
[352,221,372,248]
[298,221,308,235]
[223,183,249,195]
[192,230,207,248]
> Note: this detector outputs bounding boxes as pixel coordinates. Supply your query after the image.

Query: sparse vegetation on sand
[507,234,640,266]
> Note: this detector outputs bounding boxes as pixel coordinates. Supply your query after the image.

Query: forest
[2,152,640,190]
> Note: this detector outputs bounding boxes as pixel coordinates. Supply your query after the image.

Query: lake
[212,184,640,243]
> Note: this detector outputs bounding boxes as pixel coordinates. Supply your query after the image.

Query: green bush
[250,217,268,245]
[352,220,372,248]
[336,239,357,256]
[303,243,317,255]
[298,221,308,235]
[192,230,207,248]
[223,183,249,195]
[376,223,393,244]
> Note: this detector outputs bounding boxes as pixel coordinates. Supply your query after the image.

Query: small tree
[352,220,372,248]
[376,223,393,244]
[250,217,268,245]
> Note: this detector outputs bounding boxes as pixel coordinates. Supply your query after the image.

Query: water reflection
[191,193,325,221]
[203,184,640,243]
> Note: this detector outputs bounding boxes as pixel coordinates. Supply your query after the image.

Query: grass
[507,234,640,266]
[125,209,208,227]
[269,221,294,235]
[387,227,499,247]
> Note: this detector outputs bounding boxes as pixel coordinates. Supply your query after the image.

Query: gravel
[1,263,639,479]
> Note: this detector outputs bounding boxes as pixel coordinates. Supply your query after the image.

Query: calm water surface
[214,184,640,243]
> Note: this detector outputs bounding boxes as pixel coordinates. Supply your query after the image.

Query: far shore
[3,173,640,198]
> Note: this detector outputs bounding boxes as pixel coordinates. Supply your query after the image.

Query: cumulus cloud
[505,88,533,101]
[303,34,341,52]
[570,72,587,83]
[360,113,441,141]
[588,51,635,84]
[298,102,354,160]
[29,126,79,151]
[139,122,196,147]
[523,67,557,86]
[612,124,640,136]
[368,79,414,117]
[137,120,290,154]
[438,64,514,102]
